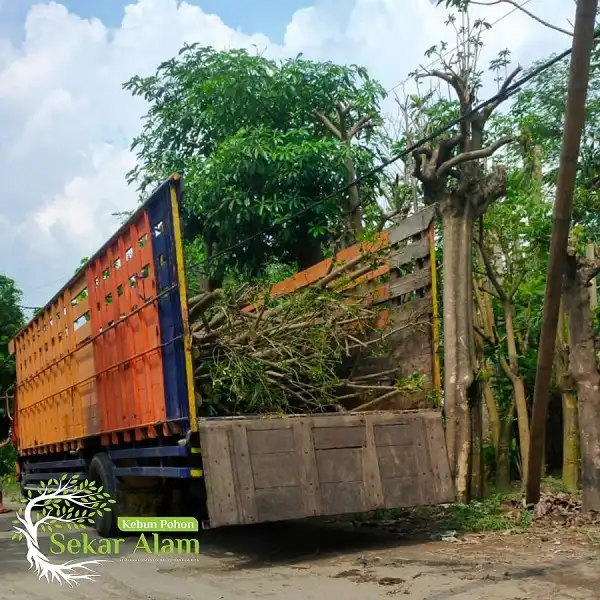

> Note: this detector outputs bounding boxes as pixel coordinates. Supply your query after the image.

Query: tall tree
[527,0,599,505]
[410,11,517,501]
[124,46,386,287]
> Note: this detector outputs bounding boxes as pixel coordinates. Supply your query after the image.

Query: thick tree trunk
[564,259,600,511]
[442,209,476,502]
[562,392,580,492]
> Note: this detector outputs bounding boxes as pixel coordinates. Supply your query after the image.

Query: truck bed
[198,410,454,528]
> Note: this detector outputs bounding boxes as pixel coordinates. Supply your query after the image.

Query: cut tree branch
[437,136,513,177]
[313,110,342,140]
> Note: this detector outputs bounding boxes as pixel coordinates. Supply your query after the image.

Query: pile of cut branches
[189,250,424,416]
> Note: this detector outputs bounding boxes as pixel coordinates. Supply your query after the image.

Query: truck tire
[88,453,118,538]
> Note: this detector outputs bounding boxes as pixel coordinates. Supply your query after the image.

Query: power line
[197,34,587,269]
[386,0,534,96]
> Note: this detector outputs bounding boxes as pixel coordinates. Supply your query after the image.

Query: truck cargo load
[8,174,454,536]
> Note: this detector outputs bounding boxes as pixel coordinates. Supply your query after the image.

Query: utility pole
[526,0,599,504]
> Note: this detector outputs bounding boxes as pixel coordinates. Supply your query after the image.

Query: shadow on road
[0,503,432,572]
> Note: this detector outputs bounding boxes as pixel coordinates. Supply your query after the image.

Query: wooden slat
[374,269,432,305]
[388,205,436,245]
[316,448,362,483]
[199,428,240,527]
[312,426,365,450]
[388,236,430,270]
[361,419,385,509]
[231,423,259,523]
[292,419,321,516]
[248,428,295,454]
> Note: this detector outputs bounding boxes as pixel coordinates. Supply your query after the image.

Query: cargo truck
[8,174,454,537]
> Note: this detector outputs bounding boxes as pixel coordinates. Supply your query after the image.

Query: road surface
[0,501,598,599]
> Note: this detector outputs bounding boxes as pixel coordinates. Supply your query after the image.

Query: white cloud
[0,0,576,307]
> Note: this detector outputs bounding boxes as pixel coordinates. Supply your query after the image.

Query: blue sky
[2,0,315,43]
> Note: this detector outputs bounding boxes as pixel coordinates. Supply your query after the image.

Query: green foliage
[125,46,387,282]
[0,275,24,397]
[0,445,17,477]
[511,50,600,237]
[74,257,89,275]
[200,285,371,414]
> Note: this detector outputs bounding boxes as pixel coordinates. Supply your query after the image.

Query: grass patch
[356,477,581,536]
[371,495,530,534]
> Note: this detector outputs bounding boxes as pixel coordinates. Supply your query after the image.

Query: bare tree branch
[475,219,508,302]
[376,205,410,231]
[313,110,342,140]
[474,325,497,348]
[498,353,518,383]
[437,135,513,177]
[348,114,375,138]
[476,166,509,216]
[482,66,524,122]
[471,0,574,37]
[509,271,527,300]
[421,70,470,106]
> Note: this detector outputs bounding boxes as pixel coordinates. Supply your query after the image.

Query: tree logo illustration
[11,474,116,586]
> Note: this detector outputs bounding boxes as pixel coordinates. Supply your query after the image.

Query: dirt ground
[0,500,598,600]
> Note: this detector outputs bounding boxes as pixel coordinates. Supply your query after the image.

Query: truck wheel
[88,453,118,538]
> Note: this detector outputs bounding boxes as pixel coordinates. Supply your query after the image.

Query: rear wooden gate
[198,410,453,528]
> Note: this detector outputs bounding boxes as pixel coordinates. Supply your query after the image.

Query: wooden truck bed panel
[198,411,454,528]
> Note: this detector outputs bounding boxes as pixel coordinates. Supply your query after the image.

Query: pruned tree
[563,247,600,511]
[410,11,518,501]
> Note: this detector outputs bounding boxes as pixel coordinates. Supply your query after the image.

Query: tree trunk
[562,391,580,492]
[503,301,530,486]
[296,226,323,271]
[202,235,222,292]
[470,396,484,499]
[474,279,501,447]
[564,257,600,511]
[496,410,513,491]
[483,380,499,445]
[442,209,476,503]
[556,301,580,492]
[345,155,364,241]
